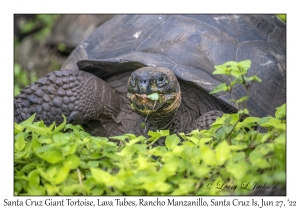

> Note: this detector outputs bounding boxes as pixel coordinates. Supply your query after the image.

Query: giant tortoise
[14,14,286,138]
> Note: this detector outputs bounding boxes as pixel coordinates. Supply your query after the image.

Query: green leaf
[209,83,229,94]
[230,152,246,162]
[64,154,80,170]
[53,164,70,185]
[249,150,271,169]
[238,60,251,70]
[27,185,46,195]
[275,103,286,119]
[242,117,260,128]
[258,117,286,130]
[215,141,230,165]
[223,61,238,66]
[226,161,249,180]
[36,149,64,164]
[20,113,36,125]
[15,134,26,151]
[200,145,217,166]
[14,180,24,193]
[52,132,69,146]
[212,65,230,75]
[165,134,180,150]
[28,170,40,188]
[91,168,112,184]
[244,75,262,83]
[45,184,60,195]
[193,165,210,178]
[22,122,50,136]
[159,130,170,136]
[236,96,249,104]
[229,144,247,151]
[147,93,160,101]
[231,68,247,77]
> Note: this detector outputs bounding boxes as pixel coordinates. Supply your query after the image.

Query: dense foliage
[14,60,286,196]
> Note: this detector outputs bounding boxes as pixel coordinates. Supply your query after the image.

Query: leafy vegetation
[14,15,60,95]
[14,60,286,196]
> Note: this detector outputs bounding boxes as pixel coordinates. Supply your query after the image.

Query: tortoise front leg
[188,110,224,133]
[14,69,121,127]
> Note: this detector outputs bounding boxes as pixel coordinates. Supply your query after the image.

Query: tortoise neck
[147,93,181,131]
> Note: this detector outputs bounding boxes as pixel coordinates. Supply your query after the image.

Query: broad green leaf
[193,165,210,178]
[242,116,260,128]
[233,133,244,141]
[161,158,178,176]
[64,154,80,169]
[159,130,170,136]
[14,122,24,134]
[209,83,229,94]
[61,142,77,155]
[200,145,217,166]
[226,161,249,180]
[147,130,161,138]
[87,161,100,168]
[61,184,81,195]
[53,164,70,185]
[22,121,50,136]
[223,61,239,66]
[28,170,40,188]
[91,187,104,195]
[275,103,286,119]
[230,152,246,162]
[212,65,230,75]
[52,132,69,146]
[147,93,160,101]
[231,68,247,77]
[258,117,286,130]
[185,136,199,144]
[36,149,63,164]
[238,60,251,70]
[249,150,271,169]
[90,152,101,159]
[15,134,26,151]
[27,185,46,195]
[229,144,247,151]
[36,166,51,182]
[19,163,37,175]
[165,134,180,150]
[215,141,230,165]
[274,133,286,145]
[45,184,60,195]
[14,180,24,193]
[199,137,213,145]
[136,155,150,170]
[91,168,112,184]
[260,132,271,143]
[142,181,171,193]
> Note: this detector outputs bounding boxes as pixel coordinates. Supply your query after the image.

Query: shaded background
[14,14,115,95]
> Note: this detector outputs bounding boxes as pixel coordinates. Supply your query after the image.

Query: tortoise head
[127,67,181,118]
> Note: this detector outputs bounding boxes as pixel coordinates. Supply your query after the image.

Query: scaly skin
[14,69,121,126]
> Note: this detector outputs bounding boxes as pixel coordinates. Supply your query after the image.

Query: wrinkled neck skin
[145,93,181,131]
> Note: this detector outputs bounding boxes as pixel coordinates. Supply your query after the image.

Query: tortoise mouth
[127,91,180,116]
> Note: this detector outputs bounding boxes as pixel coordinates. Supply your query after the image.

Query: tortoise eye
[156,74,168,87]
[130,77,136,87]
